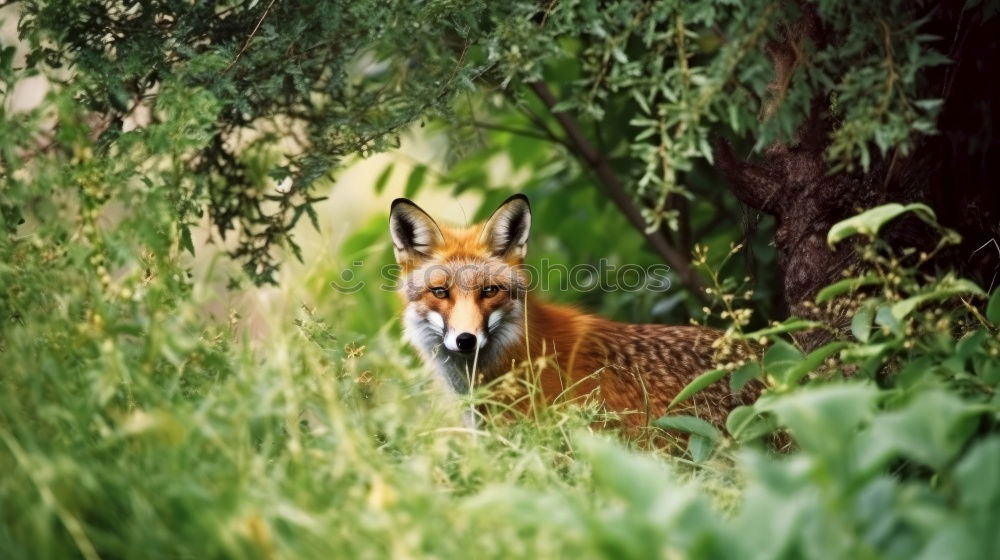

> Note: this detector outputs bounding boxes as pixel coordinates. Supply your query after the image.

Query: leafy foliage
[10,0,498,283]
[656,205,1000,558]
[5,0,959,289]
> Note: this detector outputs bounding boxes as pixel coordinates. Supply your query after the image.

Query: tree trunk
[716,0,1000,349]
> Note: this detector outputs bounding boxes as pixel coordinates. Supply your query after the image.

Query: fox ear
[479,194,531,260]
[389,198,444,266]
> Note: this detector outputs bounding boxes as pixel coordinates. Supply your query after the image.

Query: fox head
[389,194,531,393]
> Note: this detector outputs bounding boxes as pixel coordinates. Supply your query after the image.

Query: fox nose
[455,332,477,353]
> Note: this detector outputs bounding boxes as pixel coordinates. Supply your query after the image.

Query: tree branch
[465,119,570,147]
[527,80,707,298]
[225,0,278,72]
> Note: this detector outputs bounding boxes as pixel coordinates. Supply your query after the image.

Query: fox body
[389,195,756,427]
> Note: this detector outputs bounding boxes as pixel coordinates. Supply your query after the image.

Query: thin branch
[528,80,707,298]
[510,99,567,147]
[465,119,570,147]
[225,0,278,73]
[672,192,692,254]
[539,0,560,29]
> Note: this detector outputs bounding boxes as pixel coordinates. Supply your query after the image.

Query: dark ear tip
[391,198,415,211]
[503,193,530,209]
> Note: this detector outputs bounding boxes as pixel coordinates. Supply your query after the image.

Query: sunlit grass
[0,261,744,559]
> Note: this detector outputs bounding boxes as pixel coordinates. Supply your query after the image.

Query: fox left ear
[389,198,445,267]
[479,194,531,260]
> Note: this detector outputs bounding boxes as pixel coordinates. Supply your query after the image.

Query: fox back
[389,195,757,428]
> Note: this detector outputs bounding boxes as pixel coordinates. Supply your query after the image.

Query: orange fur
[389,195,758,429]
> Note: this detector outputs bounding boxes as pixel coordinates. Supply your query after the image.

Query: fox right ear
[479,194,531,260]
[389,198,444,267]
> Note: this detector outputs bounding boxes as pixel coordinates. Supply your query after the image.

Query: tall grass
[4,197,998,559]
[0,241,742,558]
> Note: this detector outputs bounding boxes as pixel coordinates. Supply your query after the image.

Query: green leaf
[737,319,822,340]
[653,414,721,442]
[987,288,1000,324]
[667,368,728,409]
[404,165,428,199]
[725,406,754,437]
[373,163,394,195]
[956,329,988,361]
[761,384,878,459]
[763,339,804,384]
[725,406,777,441]
[827,203,938,247]
[841,340,899,362]
[858,390,981,471]
[631,89,651,115]
[304,203,321,232]
[875,306,902,337]
[851,305,874,342]
[889,278,985,321]
[897,356,936,388]
[781,342,849,386]
[954,436,1000,509]
[913,98,944,111]
[974,355,1000,384]
[687,434,715,463]
[180,225,195,256]
[815,275,881,304]
[729,361,760,392]
[575,435,670,511]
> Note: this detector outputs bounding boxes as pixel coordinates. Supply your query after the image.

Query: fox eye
[480,285,502,299]
[430,287,449,299]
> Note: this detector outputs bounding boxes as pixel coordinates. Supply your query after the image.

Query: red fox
[389,194,758,428]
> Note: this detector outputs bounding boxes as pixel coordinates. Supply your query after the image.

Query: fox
[389,194,759,429]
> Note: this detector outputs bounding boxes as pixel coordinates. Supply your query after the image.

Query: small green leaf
[956,329,988,361]
[897,357,935,388]
[954,437,1000,509]
[730,361,760,392]
[987,288,1000,324]
[974,355,1000,384]
[875,306,902,336]
[842,340,899,362]
[304,203,320,232]
[725,406,777,441]
[404,165,427,199]
[763,339,804,383]
[913,98,944,111]
[816,275,881,304]
[782,342,849,386]
[687,434,715,463]
[827,203,938,247]
[667,368,728,409]
[653,414,721,442]
[373,163,394,195]
[725,406,754,436]
[851,305,874,342]
[631,89,651,115]
[180,225,195,256]
[890,278,985,321]
[737,319,822,340]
